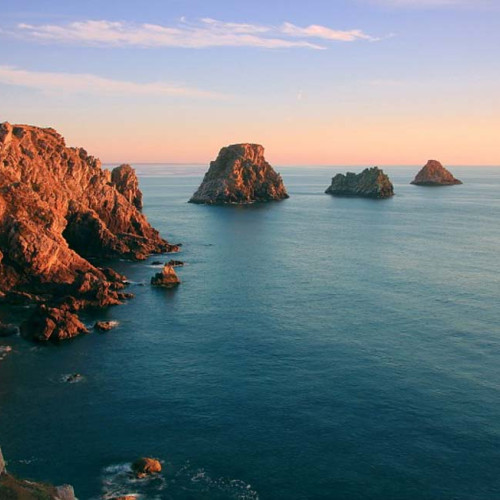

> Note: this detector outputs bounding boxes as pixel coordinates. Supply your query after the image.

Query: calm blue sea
[1,166,500,500]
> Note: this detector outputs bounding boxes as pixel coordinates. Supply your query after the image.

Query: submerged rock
[0,322,18,337]
[325,167,394,199]
[151,265,180,288]
[189,144,289,204]
[61,373,84,384]
[411,160,462,186]
[131,457,162,478]
[167,259,184,267]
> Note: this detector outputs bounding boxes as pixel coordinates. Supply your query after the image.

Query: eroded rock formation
[111,163,143,209]
[131,457,162,478]
[411,160,462,186]
[0,122,177,340]
[189,144,289,204]
[325,167,394,199]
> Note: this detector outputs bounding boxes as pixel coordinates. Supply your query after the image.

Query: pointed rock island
[0,122,177,341]
[325,167,394,199]
[411,160,462,186]
[189,143,289,205]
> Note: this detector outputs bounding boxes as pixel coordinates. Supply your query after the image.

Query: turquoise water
[1,166,500,499]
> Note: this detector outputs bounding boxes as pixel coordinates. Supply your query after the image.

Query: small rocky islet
[411,159,462,186]
[325,167,394,199]
[189,143,289,205]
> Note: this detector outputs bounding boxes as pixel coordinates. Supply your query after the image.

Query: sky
[0,0,499,165]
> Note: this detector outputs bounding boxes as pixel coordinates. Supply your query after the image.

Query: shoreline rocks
[151,264,180,288]
[0,122,178,341]
[411,160,462,186]
[189,144,289,205]
[94,320,118,332]
[0,446,76,499]
[326,167,394,199]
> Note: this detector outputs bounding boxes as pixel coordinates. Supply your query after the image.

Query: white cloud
[0,65,221,98]
[12,18,378,50]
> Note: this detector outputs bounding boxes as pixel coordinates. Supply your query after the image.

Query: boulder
[151,265,180,288]
[131,457,162,478]
[411,160,462,186]
[325,167,394,199]
[189,144,289,204]
[94,320,118,331]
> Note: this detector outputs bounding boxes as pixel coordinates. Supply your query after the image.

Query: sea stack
[151,264,180,288]
[0,122,177,341]
[411,160,462,186]
[325,167,394,199]
[189,143,289,204]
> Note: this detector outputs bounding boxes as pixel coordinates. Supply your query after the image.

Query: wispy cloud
[12,18,379,49]
[0,65,221,98]
[364,0,492,7]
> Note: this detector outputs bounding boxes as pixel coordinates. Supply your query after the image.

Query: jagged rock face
[111,164,143,210]
[325,167,394,199]
[0,122,177,340]
[189,144,289,204]
[411,160,462,186]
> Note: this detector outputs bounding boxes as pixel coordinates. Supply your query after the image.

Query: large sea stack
[411,160,462,186]
[189,143,289,204]
[0,122,177,341]
[325,167,394,199]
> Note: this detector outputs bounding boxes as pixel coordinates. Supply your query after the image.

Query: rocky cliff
[189,144,289,204]
[0,122,177,340]
[411,160,462,186]
[325,167,394,199]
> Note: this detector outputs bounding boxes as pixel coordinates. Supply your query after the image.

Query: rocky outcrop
[411,160,462,186]
[189,144,289,204]
[111,164,143,210]
[151,264,180,288]
[0,446,76,499]
[325,167,394,199]
[131,457,162,478]
[94,320,118,331]
[0,122,178,340]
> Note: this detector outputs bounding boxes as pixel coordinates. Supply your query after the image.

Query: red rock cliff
[0,122,177,339]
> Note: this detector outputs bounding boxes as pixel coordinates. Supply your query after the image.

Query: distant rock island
[411,160,462,186]
[0,122,177,341]
[189,143,289,204]
[325,167,394,199]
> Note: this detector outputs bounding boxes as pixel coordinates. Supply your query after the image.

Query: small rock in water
[62,373,84,384]
[151,261,163,266]
[131,457,162,478]
[94,321,118,332]
[0,345,12,361]
[151,264,180,288]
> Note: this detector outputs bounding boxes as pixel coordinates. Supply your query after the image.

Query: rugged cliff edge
[0,122,177,340]
[411,160,462,186]
[189,143,289,204]
[325,167,394,199]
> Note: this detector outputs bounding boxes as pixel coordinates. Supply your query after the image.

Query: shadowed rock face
[325,167,394,199]
[411,160,462,186]
[0,122,177,340]
[189,143,289,204]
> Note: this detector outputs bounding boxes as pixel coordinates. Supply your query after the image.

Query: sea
[0,165,499,500]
